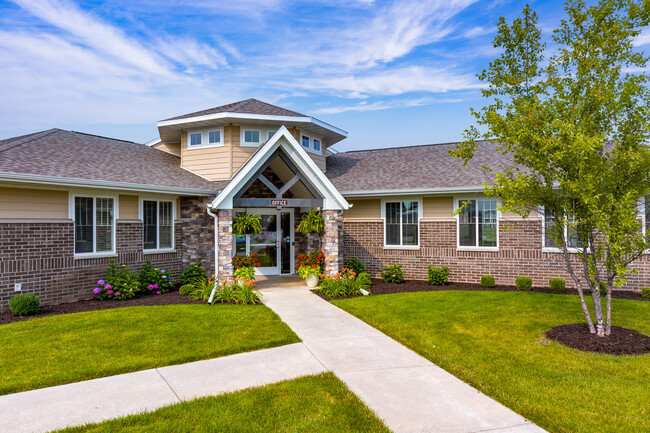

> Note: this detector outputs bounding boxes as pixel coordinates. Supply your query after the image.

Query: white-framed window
[71,194,117,257]
[141,199,175,251]
[455,197,499,250]
[187,127,224,149]
[381,198,422,248]
[240,128,279,147]
[299,132,323,155]
[267,130,276,140]
[542,200,582,251]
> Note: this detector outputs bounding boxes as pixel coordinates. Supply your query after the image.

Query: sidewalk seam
[155,368,182,403]
[301,343,330,372]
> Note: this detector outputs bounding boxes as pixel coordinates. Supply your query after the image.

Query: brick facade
[342,218,650,290]
[0,220,183,312]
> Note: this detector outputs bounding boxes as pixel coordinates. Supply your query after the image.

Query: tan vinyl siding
[502,209,541,219]
[153,142,181,157]
[180,131,231,180]
[0,187,68,219]
[344,199,381,220]
[119,195,139,220]
[423,196,454,219]
[309,152,327,172]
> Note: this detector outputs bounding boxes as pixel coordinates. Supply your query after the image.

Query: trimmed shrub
[8,293,40,316]
[381,264,404,284]
[641,287,650,299]
[480,275,496,288]
[599,281,608,295]
[515,276,532,291]
[427,266,449,286]
[180,260,208,285]
[344,257,366,276]
[549,278,566,293]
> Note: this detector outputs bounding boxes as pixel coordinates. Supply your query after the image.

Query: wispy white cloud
[313,97,462,114]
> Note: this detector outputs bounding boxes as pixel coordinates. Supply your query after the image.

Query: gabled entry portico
[208,126,349,277]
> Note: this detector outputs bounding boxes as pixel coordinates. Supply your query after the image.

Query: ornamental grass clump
[138,260,174,295]
[315,268,371,299]
[381,264,404,284]
[480,275,496,288]
[549,278,566,293]
[427,266,450,286]
[93,259,139,300]
[515,276,532,292]
[8,293,40,316]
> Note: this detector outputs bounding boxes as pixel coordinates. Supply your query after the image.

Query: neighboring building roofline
[0,172,217,196]
[341,186,486,197]
[145,138,161,147]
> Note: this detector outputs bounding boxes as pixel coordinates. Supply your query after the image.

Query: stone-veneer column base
[323,210,342,274]
[217,209,234,278]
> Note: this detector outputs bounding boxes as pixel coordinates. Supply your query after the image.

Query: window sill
[305,148,321,155]
[542,247,581,254]
[74,252,118,260]
[187,143,224,150]
[456,246,499,252]
[144,248,176,255]
[383,245,420,251]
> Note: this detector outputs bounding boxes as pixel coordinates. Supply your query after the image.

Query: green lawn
[59,373,390,433]
[0,304,300,395]
[333,291,650,433]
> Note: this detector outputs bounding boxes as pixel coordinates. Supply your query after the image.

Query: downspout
[205,204,219,304]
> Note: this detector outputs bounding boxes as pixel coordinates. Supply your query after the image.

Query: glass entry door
[234,209,294,275]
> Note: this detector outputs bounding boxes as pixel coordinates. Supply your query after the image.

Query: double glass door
[234,209,294,275]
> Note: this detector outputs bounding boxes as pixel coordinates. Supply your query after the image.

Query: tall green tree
[452,0,650,336]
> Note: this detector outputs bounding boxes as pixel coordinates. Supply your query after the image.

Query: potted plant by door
[298,263,320,287]
[232,211,262,236]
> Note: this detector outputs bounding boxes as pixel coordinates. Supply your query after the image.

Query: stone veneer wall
[341,218,650,290]
[0,219,183,312]
[323,210,342,273]
[217,209,233,277]
[181,197,215,276]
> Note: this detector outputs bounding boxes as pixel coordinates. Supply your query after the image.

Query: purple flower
[161,270,166,273]
[98,280,105,285]
[148,284,153,290]
[115,292,121,296]
[105,284,111,290]
[156,291,161,295]
[93,288,102,295]
[107,290,113,295]
[153,284,158,289]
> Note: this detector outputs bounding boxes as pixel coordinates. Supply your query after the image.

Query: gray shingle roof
[0,129,223,193]
[162,98,306,122]
[325,141,512,193]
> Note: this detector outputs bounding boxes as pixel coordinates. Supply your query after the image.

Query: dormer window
[242,128,277,147]
[187,127,224,149]
[300,133,322,155]
[244,129,261,146]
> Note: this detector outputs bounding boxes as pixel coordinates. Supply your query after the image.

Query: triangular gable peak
[211,126,349,210]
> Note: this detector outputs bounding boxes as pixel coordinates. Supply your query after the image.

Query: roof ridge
[68,130,136,144]
[0,128,61,154]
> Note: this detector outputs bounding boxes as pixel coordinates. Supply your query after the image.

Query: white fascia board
[158,112,347,139]
[0,172,216,196]
[211,126,349,210]
[145,138,161,147]
[158,112,311,127]
[341,186,487,197]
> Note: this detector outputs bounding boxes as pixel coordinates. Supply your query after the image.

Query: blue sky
[0,0,605,151]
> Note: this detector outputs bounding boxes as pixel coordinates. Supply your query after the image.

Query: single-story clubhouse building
[1,98,648,310]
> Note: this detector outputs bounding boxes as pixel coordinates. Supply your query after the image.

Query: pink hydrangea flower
[382,270,386,274]
[115,292,121,296]
[153,284,158,289]
[105,284,111,290]
[156,291,161,295]
[148,284,153,290]
[107,290,113,295]
[392,274,396,277]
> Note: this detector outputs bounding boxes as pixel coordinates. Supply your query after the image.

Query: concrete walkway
[0,343,325,433]
[261,287,547,433]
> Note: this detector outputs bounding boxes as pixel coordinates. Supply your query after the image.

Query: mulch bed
[315,279,649,301]
[0,290,204,325]
[545,323,650,356]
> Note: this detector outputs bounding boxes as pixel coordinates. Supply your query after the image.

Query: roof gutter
[340,186,487,198]
[0,172,217,196]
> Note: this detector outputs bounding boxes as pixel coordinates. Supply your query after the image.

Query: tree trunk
[561,238,596,333]
[605,279,613,336]
[590,284,605,337]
